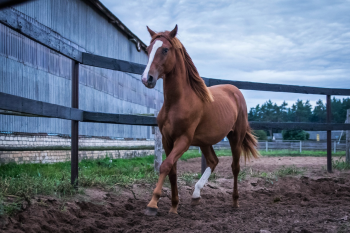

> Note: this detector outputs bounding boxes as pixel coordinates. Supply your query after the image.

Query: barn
[0,0,163,139]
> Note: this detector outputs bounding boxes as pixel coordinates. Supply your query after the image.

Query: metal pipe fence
[193,140,347,153]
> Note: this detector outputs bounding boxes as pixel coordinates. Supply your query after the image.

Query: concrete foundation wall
[0,149,153,164]
[0,134,155,164]
[0,134,154,150]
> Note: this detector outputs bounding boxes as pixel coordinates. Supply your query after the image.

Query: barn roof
[84,0,147,52]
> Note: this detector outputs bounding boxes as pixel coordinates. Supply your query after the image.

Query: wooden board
[205,78,350,96]
[0,0,34,9]
[0,92,83,121]
[2,92,350,130]
[346,109,350,162]
[249,122,350,131]
[0,8,82,62]
[83,111,157,126]
[82,53,146,75]
[80,53,350,95]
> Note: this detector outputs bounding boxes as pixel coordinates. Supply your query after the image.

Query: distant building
[0,0,163,139]
[273,131,344,141]
[274,133,283,141]
[306,131,343,141]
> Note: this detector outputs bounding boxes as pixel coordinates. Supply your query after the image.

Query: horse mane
[151,32,214,103]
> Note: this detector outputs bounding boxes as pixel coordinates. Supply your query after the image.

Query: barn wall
[0,1,163,139]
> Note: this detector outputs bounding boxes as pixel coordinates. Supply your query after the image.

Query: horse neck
[163,51,196,106]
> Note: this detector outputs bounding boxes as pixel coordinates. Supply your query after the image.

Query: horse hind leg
[227,131,243,208]
[191,145,218,205]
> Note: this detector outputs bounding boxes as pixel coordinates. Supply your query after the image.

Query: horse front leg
[163,139,179,214]
[168,162,179,214]
[145,136,190,216]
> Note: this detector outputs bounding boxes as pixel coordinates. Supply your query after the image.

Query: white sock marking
[142,40,163,80]
[192,167,211,199]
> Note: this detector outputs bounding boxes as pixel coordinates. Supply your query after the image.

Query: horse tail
[241,125,260,161]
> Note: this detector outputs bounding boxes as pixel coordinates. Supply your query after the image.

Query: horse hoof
[169,207,178,214]
[144,207,158,216]
[191,197,201,206]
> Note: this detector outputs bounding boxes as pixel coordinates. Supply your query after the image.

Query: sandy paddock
[2,156,350,232]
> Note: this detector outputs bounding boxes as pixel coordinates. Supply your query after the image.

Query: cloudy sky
[100,0,350,110]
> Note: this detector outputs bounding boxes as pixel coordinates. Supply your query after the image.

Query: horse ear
[169,24,178,38]
[147,26,156,37]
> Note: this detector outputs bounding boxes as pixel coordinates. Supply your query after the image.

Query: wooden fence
[1,0,350,185]
[0,0,35,9]
[347,110,350,162]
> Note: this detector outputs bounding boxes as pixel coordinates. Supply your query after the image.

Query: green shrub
[282,130,310,140]
[253,130,267,140]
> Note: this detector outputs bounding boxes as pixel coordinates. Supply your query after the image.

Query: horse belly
[191,86,239,146]
[191,128,230,146]
[192,107,237,146]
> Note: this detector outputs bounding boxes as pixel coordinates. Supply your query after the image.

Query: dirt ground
[2,156,350,233]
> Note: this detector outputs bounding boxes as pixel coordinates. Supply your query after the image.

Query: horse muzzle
[141,74,157,89]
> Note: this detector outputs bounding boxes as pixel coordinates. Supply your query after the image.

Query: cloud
[100,0,350,109]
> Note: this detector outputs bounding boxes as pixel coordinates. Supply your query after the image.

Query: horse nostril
[148,75,154,83]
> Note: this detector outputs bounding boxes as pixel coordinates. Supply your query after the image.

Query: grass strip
[0,155,159,215]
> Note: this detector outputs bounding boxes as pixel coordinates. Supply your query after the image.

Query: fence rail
[82,52,350,96]
[1,1,350,183]
[1,92,350,130]
[0,0,34,9]
[204,78,350,96]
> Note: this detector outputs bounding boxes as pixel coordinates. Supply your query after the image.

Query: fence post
[266,140,268,152]
[334,140,336,153]
[346,109,350,163]
[300,141,302,153]
[71,61,79,186]
[154,111,162,173]
[326,95,332,173]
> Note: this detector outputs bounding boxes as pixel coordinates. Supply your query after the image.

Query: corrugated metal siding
[14,0,156,65]
[0,22,72,134]
[0,1,164,138]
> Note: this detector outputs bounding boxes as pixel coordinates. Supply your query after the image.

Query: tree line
[248,97,350,140]
[248,97,350,123]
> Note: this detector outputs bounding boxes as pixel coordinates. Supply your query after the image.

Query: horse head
[141,25,178,88]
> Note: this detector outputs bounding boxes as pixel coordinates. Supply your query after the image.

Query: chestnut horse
[141,25,259,215]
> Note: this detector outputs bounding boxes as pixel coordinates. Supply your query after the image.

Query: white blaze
[142,40,163,80]
[192,167,212,199]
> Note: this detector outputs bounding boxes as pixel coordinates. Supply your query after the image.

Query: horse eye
[163,48,168,54]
